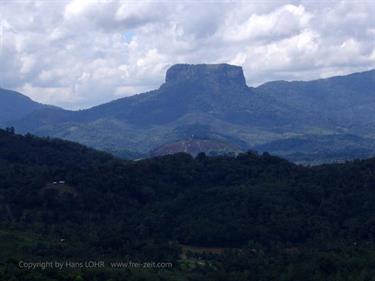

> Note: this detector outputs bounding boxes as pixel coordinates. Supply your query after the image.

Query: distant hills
[1,64,375,162]
[0,88,53,125]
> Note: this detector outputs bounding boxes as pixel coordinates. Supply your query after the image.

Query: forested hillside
[5,66,375,163]
[1,129,375,280]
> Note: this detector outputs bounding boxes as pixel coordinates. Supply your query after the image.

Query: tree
[5,127,15,134]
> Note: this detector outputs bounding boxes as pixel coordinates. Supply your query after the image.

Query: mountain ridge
[2,65,375,162]
[0,88,56,125]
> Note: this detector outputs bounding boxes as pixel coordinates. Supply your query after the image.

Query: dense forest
[1,128,375,280]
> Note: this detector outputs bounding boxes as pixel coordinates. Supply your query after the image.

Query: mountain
[256,69,375,136]
[3,65,375,162]
[2,129,375,280]
[0,88,53,125]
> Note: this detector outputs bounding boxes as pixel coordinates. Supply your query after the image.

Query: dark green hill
[1,129,375,280]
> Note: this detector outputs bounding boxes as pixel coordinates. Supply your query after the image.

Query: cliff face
[165,64,247,88]
[158,63,252,114]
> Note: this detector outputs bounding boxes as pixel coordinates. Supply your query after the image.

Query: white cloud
[0,0,374,109]
[64,0,91,19]
[220,4,312,42]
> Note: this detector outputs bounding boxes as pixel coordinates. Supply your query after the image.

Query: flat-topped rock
[165,64,246,87]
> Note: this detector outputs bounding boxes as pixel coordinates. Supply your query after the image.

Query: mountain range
[1,64,375,162]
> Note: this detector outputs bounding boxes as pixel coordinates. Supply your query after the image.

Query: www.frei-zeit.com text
[18,260,173,270]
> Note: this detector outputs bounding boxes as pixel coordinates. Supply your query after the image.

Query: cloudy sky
[1,0,374,109]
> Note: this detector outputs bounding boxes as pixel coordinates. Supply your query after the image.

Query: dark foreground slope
[1,129,375,280]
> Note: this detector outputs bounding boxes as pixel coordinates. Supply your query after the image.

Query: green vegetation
[1,129,375,280]
[5,66,375,163]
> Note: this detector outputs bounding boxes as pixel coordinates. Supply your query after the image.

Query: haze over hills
[1,64,375,162]
[0,88,54,125]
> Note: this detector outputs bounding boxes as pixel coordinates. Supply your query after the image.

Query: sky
[0,0,374,110]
